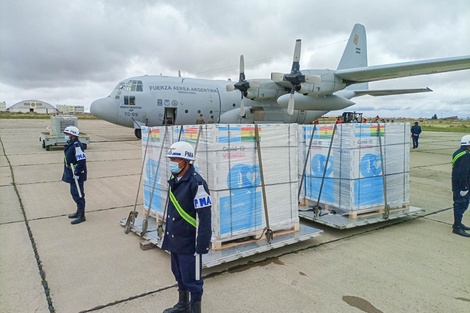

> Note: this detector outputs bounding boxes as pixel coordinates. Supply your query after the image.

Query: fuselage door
[164,108,176,125]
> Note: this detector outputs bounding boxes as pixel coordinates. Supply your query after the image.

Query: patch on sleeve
[194,184,211,209]
[75,146,86,161]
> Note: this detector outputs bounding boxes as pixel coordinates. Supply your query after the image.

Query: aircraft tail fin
[338,24,368,90]
[338,24,368,70]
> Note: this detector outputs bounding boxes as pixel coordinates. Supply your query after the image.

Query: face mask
[169,160,183,174]
[65,135,71,142]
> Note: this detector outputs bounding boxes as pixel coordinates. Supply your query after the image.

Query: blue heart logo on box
[360,154,382,177]
[227,164,261,194]
[311,154,333,177]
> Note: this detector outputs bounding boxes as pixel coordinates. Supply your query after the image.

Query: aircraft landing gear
[134,128,142,139]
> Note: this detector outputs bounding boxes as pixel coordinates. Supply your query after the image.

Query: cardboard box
[142,124,299,242]
[299,123,410,214]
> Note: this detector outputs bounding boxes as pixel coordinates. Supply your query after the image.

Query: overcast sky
[1,0,469,118]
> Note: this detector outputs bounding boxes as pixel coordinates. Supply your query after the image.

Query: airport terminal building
[56,104,85,114]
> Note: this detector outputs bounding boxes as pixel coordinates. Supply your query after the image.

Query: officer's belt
[452,151,468,167]
[169,187,196,228]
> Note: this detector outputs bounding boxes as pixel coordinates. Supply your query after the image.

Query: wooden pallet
[140,240,157,251]
[348,204,409,219]
[211,223,300,251]
[299,199,410,220]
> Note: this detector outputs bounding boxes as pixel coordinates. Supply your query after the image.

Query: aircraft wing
[335,56,470,83]
[353,87,432,97]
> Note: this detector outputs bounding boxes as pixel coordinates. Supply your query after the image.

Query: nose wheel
[134,128,142,139]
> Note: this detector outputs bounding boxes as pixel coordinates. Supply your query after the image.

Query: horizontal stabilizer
[353,87,432,97]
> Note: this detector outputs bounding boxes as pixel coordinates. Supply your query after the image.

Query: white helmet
[64,126,79,136]
[461,135,470,146]
[166,141,195,161]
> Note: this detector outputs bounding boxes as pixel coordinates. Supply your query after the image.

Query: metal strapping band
[169,188,196,227]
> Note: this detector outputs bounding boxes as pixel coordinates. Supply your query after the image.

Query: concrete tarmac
[0,119,469,313]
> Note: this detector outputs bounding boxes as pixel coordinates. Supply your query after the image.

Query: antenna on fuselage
[178,70,181,77]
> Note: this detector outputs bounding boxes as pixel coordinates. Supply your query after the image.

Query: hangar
[8,100,57,113]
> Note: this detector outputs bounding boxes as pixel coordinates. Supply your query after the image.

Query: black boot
[460,223,470,231]
[68,213,79,219]
[453,222,470,231]
[71,215,86,225]
[453,225,470,237]
[163,291,190,313]
[190,302,201,313]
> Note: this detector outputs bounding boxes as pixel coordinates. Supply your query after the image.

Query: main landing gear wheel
[135,128,142,139]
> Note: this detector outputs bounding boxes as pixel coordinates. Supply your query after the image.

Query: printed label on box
[219,190,262,235]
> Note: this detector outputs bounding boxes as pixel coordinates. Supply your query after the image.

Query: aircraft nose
[90,97,119,122]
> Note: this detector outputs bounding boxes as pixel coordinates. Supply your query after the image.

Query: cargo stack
[142,124,299,247]
[142,127,173,218]
[299,123,410,216]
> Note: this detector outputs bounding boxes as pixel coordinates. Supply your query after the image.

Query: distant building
[56,104,85,114]
[8,100,56,113]
[0,101,6,112]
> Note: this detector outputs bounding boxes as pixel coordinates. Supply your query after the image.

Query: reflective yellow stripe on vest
[169,187,196,228]
[452,151,467,167]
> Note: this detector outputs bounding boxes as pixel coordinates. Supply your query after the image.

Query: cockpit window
[114,82,125,90]
[124,80,143,92]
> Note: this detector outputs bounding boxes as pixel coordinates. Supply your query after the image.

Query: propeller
[226,55,259,116]
[271,39,321,115]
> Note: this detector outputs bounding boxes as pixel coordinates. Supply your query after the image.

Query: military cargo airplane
[90,24,470,138]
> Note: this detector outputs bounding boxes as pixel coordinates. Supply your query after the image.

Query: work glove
[460,190,469,197]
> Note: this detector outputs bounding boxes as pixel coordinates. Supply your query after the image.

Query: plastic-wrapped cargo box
[142,124,299,244]
[299,123,410,215]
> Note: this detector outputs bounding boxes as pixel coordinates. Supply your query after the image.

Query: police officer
[62,126,87,225]
[451,134,470,237]
[162,141,211,313]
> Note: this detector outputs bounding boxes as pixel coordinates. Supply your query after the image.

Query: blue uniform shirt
[452,147,470,192]
[162,165,212,254]
[411,125,422,136]
[62,138,87,183]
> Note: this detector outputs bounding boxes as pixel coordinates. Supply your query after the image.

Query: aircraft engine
[246,88,283,101]
[297,72,345,96]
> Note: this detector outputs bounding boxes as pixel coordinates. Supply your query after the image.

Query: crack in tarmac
[79,207,453,312]
[0,138,56,312]
[3,157,141,168]
[0,203,141,226]
[1,129,459,312]
[411,161,452,169]
[10,173,140,186]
